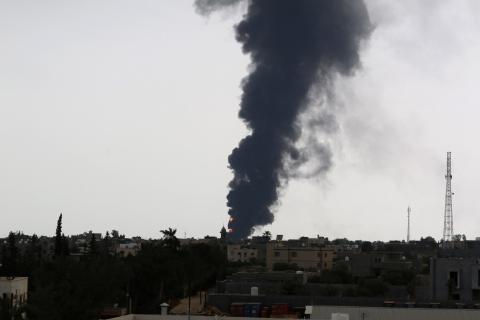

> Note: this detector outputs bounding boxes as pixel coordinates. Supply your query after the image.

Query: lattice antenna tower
[443,152,454,243]
[407,206,411,243]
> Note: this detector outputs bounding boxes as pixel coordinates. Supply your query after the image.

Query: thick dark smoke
[195,0,372,239]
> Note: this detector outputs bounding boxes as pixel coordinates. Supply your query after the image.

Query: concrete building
[116,242,141,257]
[339,252,412,278]
[325,243,360,254]
[178,237,220,246]
[0,277,28,308]
[219,271,306,294]
[249,236,269,263]
[266,242,335,271]
[430,257,480,302]
[227,244,258,263]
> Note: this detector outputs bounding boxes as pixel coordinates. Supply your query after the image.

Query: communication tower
[442,152,454,243]
[407,206,411,243]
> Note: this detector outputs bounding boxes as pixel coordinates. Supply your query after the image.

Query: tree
[24,234,42,273]
[111,230,120,239]
[160,228,180,251]
[61,234,70,256]
[262,231,272,240]
[102,231,112,256]
[54,214,63,256]
[0,245,7,275]
[361,241,373,252]
[1,232,18,276]
[88,234,98,256]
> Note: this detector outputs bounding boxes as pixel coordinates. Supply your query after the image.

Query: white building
[0,277,28,307]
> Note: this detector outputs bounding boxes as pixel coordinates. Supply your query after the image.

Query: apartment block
[266,242,334,271]
[431,257,480,301]
[227,244,259,263]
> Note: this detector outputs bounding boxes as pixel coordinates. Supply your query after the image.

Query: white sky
[1,0,480,241]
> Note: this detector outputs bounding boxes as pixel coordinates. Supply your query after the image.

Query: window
[473,289,480,300]
[291,251,297,257]
[274,251,280,257]
[449,270,460,289]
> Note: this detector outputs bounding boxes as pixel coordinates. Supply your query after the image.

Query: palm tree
[262,231,272,240]
[160,228,180,250]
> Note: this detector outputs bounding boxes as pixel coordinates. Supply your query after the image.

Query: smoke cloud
[194,0,243,15]
[195,0,372,239]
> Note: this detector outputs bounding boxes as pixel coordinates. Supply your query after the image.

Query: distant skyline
[2,0,480,241]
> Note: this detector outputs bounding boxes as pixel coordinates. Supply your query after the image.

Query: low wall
[109,315,134,320]
[208,293,386,312]
[112,316,291,320]
[312,305,480,320]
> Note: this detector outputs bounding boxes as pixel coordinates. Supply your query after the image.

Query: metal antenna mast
[443,152,454,243]
[407,206,411,243]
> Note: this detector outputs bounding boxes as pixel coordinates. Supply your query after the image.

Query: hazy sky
[1,0,480,241]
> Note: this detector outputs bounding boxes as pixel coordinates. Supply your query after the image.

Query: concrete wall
[208,293,386,312]
[0,277,28,306]
[109,315,134,320]
[112,310,480,320]
[114,316,292,320]
[266,243,334,271]
[431,257,480,301]
[227,245,258,263]
[312,305,480,320]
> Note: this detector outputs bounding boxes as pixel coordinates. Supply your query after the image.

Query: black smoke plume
[195,0,372,239]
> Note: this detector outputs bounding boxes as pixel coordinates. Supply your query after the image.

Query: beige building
[227,244,258,263]
[266,242,335,271]
[116,242,141,257]
[0,277,28,307]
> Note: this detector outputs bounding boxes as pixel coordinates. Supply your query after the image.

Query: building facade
[227,245,258,263]
[0,277,28,308]
[431,257,480,301]
[266,242,334,271]
[116,242,141,257]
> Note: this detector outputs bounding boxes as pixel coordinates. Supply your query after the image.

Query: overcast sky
[1,0,480,241]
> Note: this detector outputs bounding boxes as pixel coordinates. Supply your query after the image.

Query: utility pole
[407,206,411,243]
[443,152,454,245]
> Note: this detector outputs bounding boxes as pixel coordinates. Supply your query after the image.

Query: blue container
[243,303,262,317]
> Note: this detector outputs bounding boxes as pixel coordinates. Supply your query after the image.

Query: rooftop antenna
[407,206,411,243]
[443,152,454,245]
